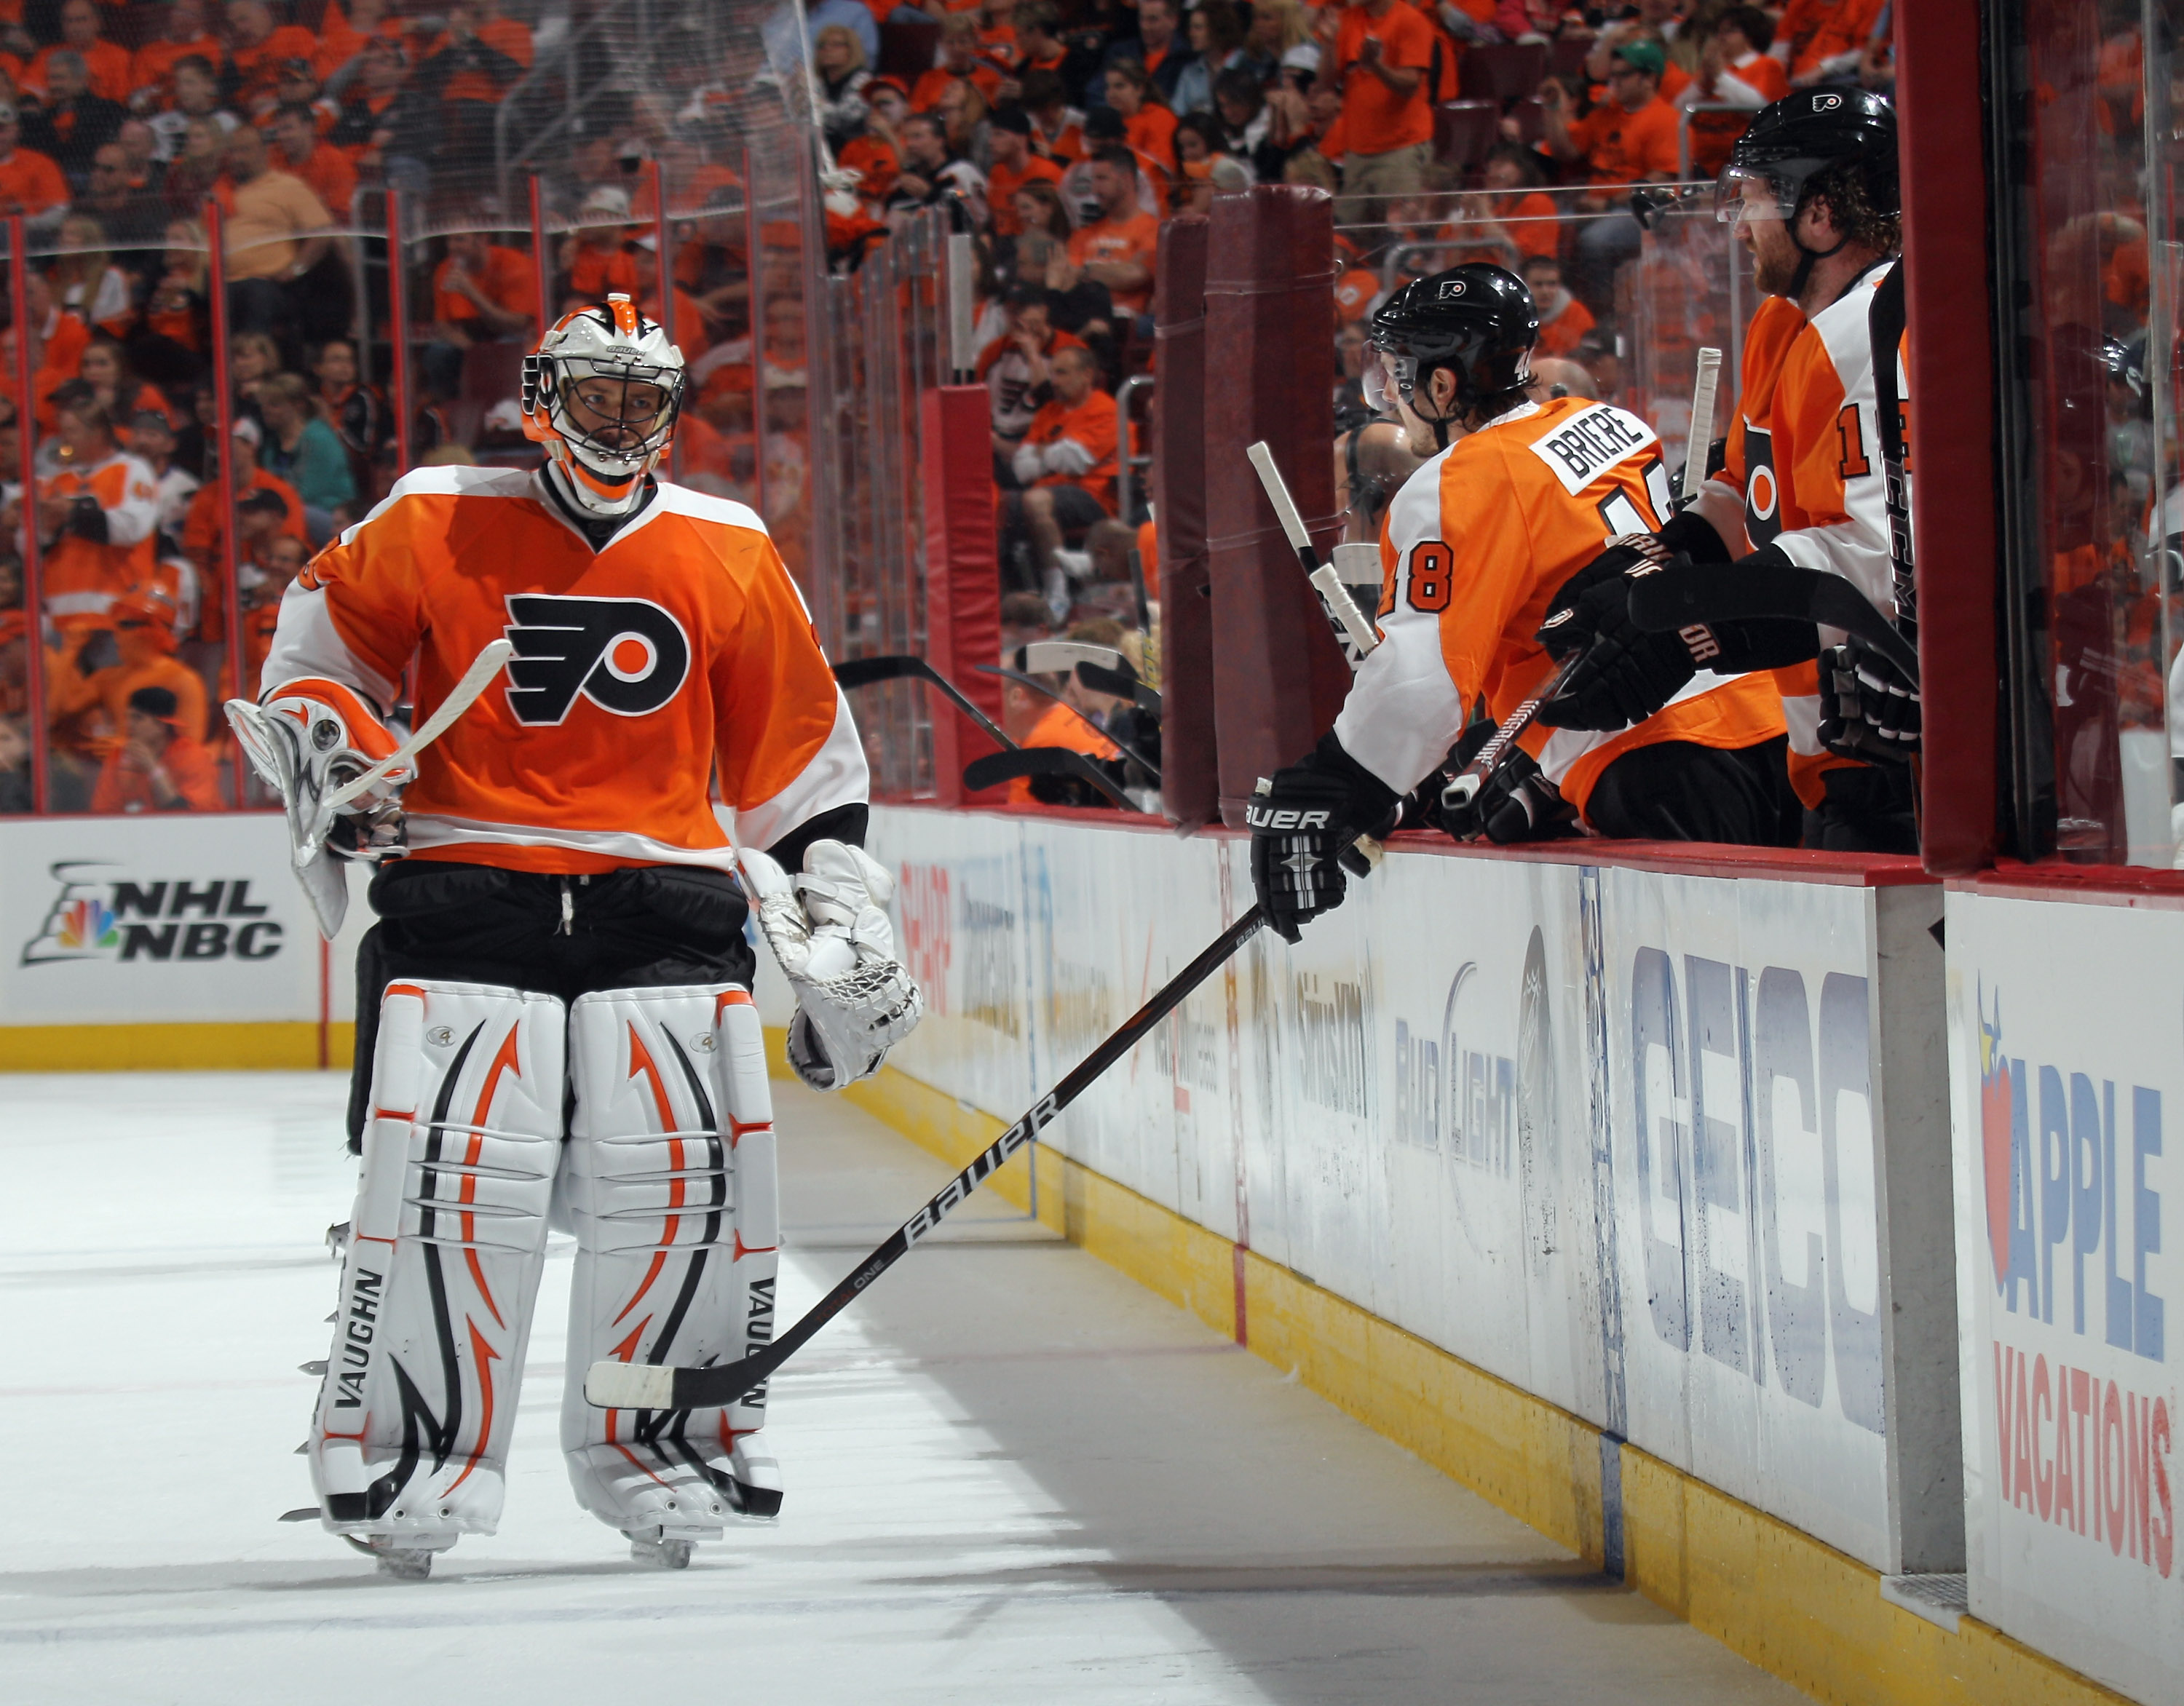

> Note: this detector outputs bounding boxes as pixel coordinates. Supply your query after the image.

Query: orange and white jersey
[1688,291,1806,558]
[261,464,867,876]
[1334,394,1784,822]
[39,448,160,625]
[1765,258,1901,618]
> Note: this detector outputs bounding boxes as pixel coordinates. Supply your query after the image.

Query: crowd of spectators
[810,0,1897,630]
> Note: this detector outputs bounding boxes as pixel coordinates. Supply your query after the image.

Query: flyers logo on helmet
[502,594,692,726]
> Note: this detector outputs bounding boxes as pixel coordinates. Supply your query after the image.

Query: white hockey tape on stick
[1677,346,1722,502]
[322,638,515,813]
[1246,440,1380,656]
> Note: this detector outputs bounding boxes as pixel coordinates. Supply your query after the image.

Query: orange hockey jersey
[39,448,161,632]
[1337,394,1783,821]
[260,466,867,875]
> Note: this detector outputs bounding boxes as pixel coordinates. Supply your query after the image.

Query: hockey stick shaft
[1626,560,1920,683]
[962,745,1139,812]
[1441,654,1582,807]
[321,638,515,813]
[1677,347,1722,504]
[834,654,1017,753]
[1246,440,1380,656]
[587,900,1273,1412]
[976,663,1161,779]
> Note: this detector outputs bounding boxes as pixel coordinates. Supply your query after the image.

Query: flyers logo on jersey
[502,594,692,725]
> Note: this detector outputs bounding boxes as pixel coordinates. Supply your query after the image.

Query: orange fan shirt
[258,466,868,874]
[1335,394,1783,821]
[1021,389,1120,509]
[25,37,132,103]
[226,24,322,105]
[909,63,1005,112]
[1123,103,1177,167]
[1067,209,1160,316]
[129,32,223,105]
[430,15,534,104]
[0,145,70,220]
[433,243,537,324]
[1004,695,1120,803]
[986,152,1063,235]
[286,143,358,222]
[1536,291,1595,356]
[90,729,222,812]
[1567,95,1680,186]
[1333,1,1436,156]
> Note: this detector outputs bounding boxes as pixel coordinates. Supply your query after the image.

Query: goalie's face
[562,373,674,453]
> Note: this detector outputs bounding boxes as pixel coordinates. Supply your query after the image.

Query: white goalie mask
[522,293,687,517]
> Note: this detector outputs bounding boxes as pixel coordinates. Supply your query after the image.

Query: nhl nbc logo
[21,862,284,967]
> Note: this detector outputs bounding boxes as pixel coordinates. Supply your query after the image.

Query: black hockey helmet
[1366,263,1538,437]
[1717,89,1899,227]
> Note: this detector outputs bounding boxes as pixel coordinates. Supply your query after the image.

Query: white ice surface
[0,1072,1800,1705]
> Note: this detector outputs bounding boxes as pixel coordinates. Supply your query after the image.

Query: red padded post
[1896,0,1998,875]
[919,384,1002,804]
[1203,186,1348,827]
[1152,214,1216,829]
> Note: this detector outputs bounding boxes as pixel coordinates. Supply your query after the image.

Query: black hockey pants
[345,859,756,1147]
[1583,734,1803,847]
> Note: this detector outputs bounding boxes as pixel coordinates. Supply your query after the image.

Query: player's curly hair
[1804,160,1901,256]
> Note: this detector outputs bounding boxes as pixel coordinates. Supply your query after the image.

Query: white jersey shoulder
[653,480,771,538]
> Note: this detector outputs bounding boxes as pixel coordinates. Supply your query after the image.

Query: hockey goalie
[227,295,922,1578]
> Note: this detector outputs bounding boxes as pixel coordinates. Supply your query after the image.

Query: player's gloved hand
[1246,731,1398,944]
[742,839,923,1092]
[1818,632,1921,763]
[1434,716,1578,844]
[1534,540,1714,732]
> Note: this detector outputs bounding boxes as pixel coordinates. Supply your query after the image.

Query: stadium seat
[1507,97,1546,146]
[445,341,527,451]
[879,20,941,82]
[1548,36,1595,82]
[1433,100,1500,178]
[1459,42,1548,106]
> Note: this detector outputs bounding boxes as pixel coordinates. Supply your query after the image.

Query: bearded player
[228,295,922,1578]
[1247,264,1792,940]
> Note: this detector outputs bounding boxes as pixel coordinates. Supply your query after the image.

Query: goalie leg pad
[562,985,782,1540]
[309,980,564,1546]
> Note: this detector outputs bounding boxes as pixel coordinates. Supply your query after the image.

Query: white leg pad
[310,980,564,1544]
[562,985,781,1539]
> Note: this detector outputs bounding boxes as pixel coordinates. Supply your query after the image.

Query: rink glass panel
[1989,0,2183,866]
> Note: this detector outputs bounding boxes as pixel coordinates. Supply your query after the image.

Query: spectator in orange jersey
[129,0,223,112]
[90,683,221,811]
[1002,667,1124,804]
[1324,0,1436,217]
[419,0,530,157]
[0,100,70,225]
[1678,9,1789,177]
[984,106,1061,237]
[12,266,92,429]
[1067,146,1158,321]
[35,390,159,650]
[979,285,1085,451]
[1544,37,1679,303]
[1101,60,1176,172]
[1008,343,1117,606]
[1480,145,1563,263]
[51,580,207,752]
[911,16,1005,113]
[24,0,132,106]
[1524,255,1595,356]
[1019,68,1084,163]
[222,0,319,111]
[630,235,707,352]
[422,226,534,397]
[1787,0,1886,85]
[269,100,355,221]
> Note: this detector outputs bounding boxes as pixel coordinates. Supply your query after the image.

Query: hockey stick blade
[1023,639,1125,676]
[975,664,1161,781]
[1077,661,1161,713]
[833,654,1016,752]
[585,901,1275,1412]
[1675,347,1722,504]
[320,638,515,814]
[1626,560,1920,684]
[962,745,1138,811]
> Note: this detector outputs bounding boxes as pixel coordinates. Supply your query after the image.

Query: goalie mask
[522,293,686,517]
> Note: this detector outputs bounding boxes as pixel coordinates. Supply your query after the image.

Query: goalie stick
[962,745,1139,810]
[584,861,1374,1412]
[317,638,517,817]
[1625,558,1921,685]
[1246,440,1381,656]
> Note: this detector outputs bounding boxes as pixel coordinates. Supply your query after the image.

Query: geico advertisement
[1599,868,1898,1570]
[0,813,325,1025]
[1948,892,2183,1706]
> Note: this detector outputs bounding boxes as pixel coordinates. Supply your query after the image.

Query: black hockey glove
[1434,715,1578,844]
[1535,540,1712,732]
[1818,632,1921,764]
[1246,731,1399,944]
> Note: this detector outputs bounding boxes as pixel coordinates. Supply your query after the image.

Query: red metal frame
[528,172,552,337]
[385,187,412,475]
[1896,0,1999,878]
[743,146,765,517]
[204,198,248,802]
[9,213,46,812]
[649,159,680,483]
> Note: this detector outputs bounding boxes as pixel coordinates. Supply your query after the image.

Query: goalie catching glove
[740,840,923,1090]
[1246,733,1398,944]
[225,677,412,937]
